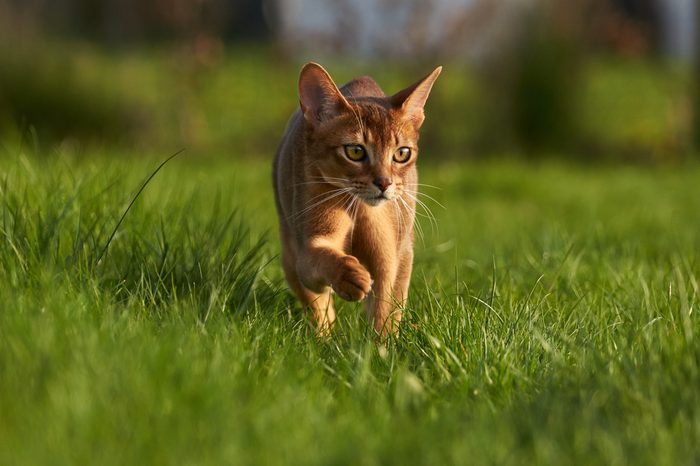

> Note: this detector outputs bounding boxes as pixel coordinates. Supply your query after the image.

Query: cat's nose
[373,177,392,192]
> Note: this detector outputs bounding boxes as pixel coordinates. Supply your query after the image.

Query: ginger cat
[273,62,441,337]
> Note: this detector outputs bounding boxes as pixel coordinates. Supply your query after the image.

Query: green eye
[344,145,366,161]
[394,147,412,163]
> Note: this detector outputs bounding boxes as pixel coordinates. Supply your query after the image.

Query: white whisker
[403,192,438,234]
[303,187,352,205]
[410,190,446,210]
[392,198,404,238]
[288,188,354,221]
[348,195,360,253]
[294,180,349,187]
[307,176,350,182]
[399,195,423,243]
[409,182,443,191]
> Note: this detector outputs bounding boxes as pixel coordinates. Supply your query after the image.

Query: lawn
[1,147,698,465]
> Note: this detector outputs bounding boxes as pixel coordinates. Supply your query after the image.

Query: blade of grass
[96,148,184,265]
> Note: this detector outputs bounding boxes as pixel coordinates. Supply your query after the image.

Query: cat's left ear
[390,66,442,128]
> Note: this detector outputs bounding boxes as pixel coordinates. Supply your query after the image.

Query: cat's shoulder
[340,76,385,99]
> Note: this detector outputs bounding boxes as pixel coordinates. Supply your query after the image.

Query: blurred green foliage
[580,60,690,161]
[0,43,142,144]
[475,7,583,156]
[0,41,693,161]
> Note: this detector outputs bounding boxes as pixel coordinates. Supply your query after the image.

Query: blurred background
[0,0,698,162]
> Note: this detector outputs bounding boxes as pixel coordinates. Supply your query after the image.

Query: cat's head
[298,63,441,206]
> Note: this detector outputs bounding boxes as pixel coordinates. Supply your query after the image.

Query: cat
[273,62,441,337]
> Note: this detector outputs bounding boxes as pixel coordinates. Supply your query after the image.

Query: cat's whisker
[319,192,359,229]
[397,200,404,237]
[340,191,357,219]
[413,210,435,220]
[332,192,357,220]
[408,183,443,191]
[307,175,351,182]
[408,195,438,230]
[302,187,353,205]
[392,199,404,238]
[403,191,438,234]
[406,189,446,210]
[398,195,424,242]
[300,175,352,184]
[288,188,354,220]
[347,195,360,253]
[294,180,349,187]
[305,163,353,183]
[416,191,447,210]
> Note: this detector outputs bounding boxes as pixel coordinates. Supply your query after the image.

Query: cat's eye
[394,147,412,163]
[344,145,366,161]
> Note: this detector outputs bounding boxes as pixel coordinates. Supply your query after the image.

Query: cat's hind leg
[306,288,336,335]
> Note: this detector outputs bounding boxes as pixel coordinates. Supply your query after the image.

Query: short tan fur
[273,62,441,337]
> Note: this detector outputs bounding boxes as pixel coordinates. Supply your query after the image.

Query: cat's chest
[347,203,408,252]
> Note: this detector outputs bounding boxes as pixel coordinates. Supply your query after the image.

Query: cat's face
[299,64,441,207]
[310,103,419,206]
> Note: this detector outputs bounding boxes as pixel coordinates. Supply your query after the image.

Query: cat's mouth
[361,192,394,206]
[363,196,385,206]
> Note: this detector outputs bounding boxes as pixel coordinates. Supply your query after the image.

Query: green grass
[1,147,699,465]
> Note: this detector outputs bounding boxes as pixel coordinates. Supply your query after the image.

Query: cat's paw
[331,255,372,302]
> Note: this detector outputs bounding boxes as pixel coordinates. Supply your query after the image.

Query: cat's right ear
[298,63,351,129]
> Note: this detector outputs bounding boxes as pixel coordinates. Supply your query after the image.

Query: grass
[1,145,699,465]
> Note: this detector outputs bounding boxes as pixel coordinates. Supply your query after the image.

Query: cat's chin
[362,196,389,207]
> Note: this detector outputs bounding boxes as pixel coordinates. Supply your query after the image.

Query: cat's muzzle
[362,192,394,206]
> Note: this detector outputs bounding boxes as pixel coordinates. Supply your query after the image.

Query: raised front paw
[331,255,372,302]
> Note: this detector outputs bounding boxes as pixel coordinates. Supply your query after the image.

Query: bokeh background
[1,0,698,163]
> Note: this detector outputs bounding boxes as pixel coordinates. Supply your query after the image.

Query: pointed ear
[390,66,442,128]
[298,62,351,128]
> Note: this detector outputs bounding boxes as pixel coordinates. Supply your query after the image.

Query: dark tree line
[1,0,270,44]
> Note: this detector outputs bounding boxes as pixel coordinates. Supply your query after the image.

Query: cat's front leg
[329,255,373,301]
[360,245,413,337]
[297,238,372,302]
